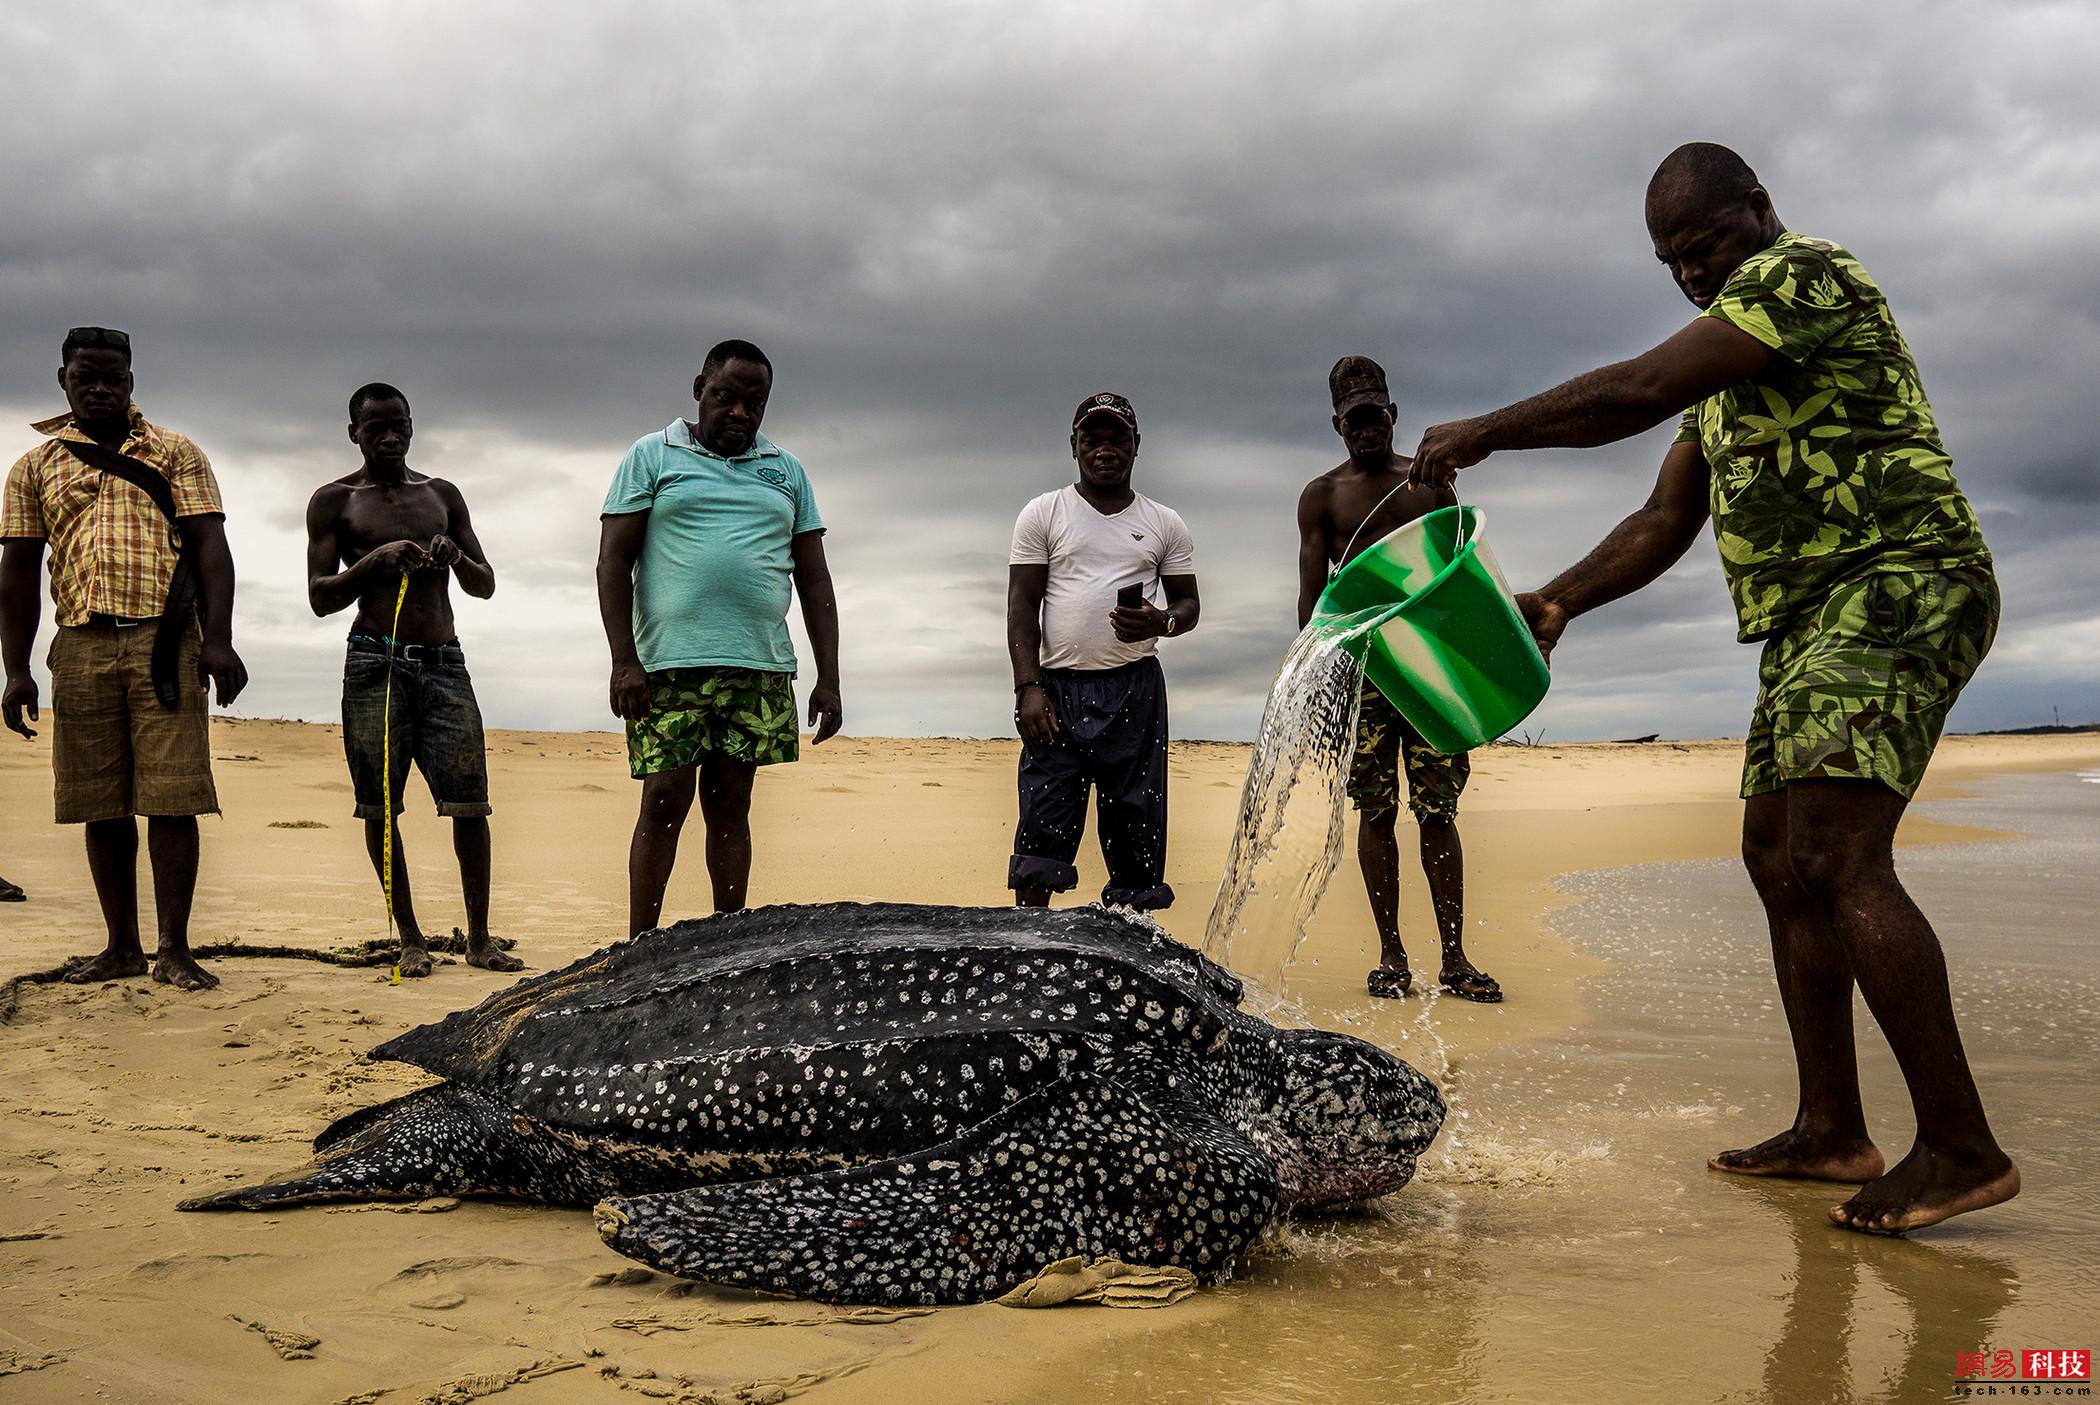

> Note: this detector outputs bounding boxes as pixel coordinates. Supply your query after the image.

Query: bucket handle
[1329,506,1486,641]
[1330,480,1412,580]
[1332,498,1476,581]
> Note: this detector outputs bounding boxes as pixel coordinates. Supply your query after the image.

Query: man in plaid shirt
[1,327,248,991]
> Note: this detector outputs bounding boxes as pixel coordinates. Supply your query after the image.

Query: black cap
[1071,391,1138,433]
[1329,355,1390,415]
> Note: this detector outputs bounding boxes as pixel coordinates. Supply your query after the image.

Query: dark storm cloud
[4,0,2093,739]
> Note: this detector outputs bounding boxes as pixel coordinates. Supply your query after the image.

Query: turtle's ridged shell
[372,903,1245,1157]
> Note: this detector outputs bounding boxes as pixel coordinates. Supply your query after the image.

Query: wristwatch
[1162,612,1179,637]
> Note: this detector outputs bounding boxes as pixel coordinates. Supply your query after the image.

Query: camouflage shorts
[626,667,799,778]
[1742,563,1997,800]
[1348,683,1469,822]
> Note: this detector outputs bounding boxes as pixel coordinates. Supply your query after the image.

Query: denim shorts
[342,634,492,819]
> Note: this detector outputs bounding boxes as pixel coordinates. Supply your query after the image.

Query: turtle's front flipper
[180,1084,606,1210]
[596,1060,1280,1305]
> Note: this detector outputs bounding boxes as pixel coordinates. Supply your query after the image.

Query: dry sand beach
[2,722,2095,1404]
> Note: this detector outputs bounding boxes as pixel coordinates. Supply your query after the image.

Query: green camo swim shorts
[1348,683,1469,822]
[626,666,799,778]
[1741,562,1997,800]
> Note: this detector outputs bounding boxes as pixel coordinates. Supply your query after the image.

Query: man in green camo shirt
[1407,143,2017,1236]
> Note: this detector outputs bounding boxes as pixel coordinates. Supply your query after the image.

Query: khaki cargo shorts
[48,617,218,823]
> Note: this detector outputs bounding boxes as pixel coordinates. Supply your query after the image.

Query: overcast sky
[4,1,2093,742]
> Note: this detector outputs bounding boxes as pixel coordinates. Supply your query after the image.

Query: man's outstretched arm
[1409,318,1772,487]
[1518,439,1711,659]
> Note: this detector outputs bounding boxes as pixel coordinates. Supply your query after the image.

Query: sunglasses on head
[64,326,131,353]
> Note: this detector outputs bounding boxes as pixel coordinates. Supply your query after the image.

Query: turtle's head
[1266,1028,1445,1209]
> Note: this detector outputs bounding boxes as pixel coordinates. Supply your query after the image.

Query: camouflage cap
[1329,355,1391,415]
[1071,391,1138,433]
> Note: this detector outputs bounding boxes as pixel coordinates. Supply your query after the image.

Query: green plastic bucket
[1313,505,1549,754]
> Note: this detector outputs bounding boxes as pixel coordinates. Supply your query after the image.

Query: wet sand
[1057,766,2100,1405]
[1,722,2093,1403]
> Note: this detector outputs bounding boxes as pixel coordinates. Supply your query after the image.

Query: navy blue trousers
[1009,656,1174,910]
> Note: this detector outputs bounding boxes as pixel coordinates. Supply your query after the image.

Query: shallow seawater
[1032,771,2100,1405]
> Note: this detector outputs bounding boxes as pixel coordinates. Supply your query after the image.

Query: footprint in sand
[389,1254,530,1282]
[407,1293,465,1311]
[129,1251,268,1281]
[568,783,610,792]
[813,785,858,794]
[267,820,329,829]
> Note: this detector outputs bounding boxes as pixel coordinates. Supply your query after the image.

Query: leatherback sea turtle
[182,903,1444,1304]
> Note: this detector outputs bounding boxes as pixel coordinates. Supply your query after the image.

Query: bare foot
[1829,1145,2021,1234]
[464,934,524,973]
[1710,1129,1885,1182]
[150,950,220,991]
[397,944,434,979]
[62,948,149,984]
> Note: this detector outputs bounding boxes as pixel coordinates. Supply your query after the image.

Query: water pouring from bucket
[1203,505,1549,989]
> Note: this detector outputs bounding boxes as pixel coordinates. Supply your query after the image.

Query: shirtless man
[306,383,521,976]
[1296,356,1499,1002]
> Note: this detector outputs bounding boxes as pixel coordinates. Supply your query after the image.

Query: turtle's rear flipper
[180,1084,601,1211]
[596,1060,1280,1305]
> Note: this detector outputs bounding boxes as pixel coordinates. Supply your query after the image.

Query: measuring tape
[383,573,409,985]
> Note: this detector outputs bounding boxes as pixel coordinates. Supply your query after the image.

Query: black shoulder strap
[57,438,180,524]
[54,436,205,710]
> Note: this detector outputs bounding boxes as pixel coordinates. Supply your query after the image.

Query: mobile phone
[1117,584,1146,611]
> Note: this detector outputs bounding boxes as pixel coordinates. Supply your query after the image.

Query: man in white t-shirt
[1006,392,1199,910]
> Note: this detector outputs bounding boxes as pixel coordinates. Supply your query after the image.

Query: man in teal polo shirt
[597,339,842,937]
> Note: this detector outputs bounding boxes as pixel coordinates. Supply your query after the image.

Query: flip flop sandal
[1365,964,1413,999]
[1440,968,1503,1003]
